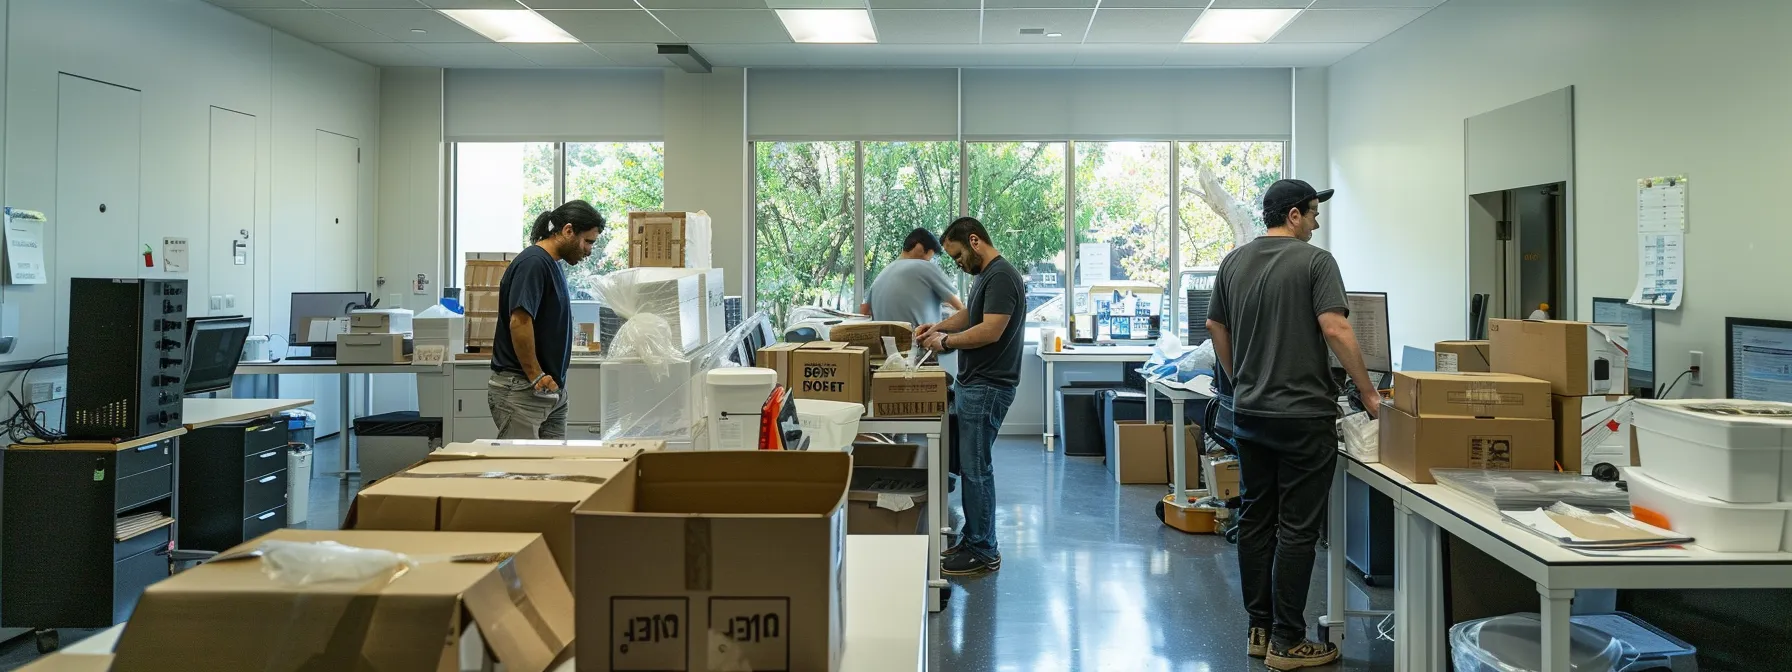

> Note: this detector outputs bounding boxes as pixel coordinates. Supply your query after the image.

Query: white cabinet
[422,360,604,443]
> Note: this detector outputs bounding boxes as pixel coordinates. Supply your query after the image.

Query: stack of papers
[115,511,174,541]
[1502,503,1690,550]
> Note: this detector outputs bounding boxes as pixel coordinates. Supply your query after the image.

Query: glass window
[967,142,1067,334]
[754,141,857,325]
[1074,142,1170,340]
[564,142,666,295]
[452,142,555,286]
[863,141,961,299]
[1176,141,1284,334]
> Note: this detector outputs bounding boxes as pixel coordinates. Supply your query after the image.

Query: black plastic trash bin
[1056,381,1121,455]
[353,411,442,485]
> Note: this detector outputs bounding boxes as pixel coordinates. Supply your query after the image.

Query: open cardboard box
[428,438,664,462]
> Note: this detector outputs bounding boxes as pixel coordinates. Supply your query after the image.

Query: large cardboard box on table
[1378,403,1554,484]
[111,529,574,672]
[346,458,630,584]
[429,438,665,461]
[575,451,851,672]
[789,341,870,404]
[1434,340,1491,373]
[756,342,803,388]
[1553,395,1638,476]
[870,367,949,417]
[1391,371,1552,420]
[828,321,914,359]
[1489,320,1629,396]
[629,211,712,268]
[847,465,928,534]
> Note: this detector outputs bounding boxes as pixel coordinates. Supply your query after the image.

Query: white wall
[0,0,379,434]
[1327,0,1792,393]
[664,68,748,296]
[1292,66,1329,249]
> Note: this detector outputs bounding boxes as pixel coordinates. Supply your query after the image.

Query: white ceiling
[205,0,1443,68]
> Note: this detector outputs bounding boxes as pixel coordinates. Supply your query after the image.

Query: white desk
[1326,455,1792,672]
[235,359,434,475]
[60,535,930,672]
[181,398,314,430]
[859,414,951,614]
[1143,379,1211,510]
[1037,345,1154,452]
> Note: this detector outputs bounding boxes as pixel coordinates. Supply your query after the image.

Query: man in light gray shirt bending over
[861,228,963,326]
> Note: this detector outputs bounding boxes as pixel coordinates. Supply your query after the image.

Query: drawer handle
[257,510,277,520]
[258,475,278,484]
[258,450,279,459]
[134,444,159,452]
[252,425,277,433]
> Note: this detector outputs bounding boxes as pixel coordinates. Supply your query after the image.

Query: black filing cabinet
[178,420,289,552]
[2,434,178,629]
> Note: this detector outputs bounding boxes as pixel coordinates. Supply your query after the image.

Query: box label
[708,597,791,671]
[612,597,689,671]
[1468,436,1515,469]
[1436,352,1459,372]
[1445,389,1522,406]
[801,363,847,393]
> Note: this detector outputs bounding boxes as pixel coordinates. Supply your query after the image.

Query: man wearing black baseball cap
[1205,178,1380,670]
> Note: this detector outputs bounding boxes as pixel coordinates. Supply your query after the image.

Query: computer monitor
[1330,291,1392,373]
[1727,317,1792,402]
[288,291,371,345]
[1592,297,1655,397]
[185,316,252,395]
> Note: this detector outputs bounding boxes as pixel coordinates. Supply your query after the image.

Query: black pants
[1233,411,1338,646]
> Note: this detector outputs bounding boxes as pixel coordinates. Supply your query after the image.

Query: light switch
[209,295,223,310]
[225,294,236,309]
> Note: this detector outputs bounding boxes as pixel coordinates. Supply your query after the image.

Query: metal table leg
[1042,357,1055,451]
[927,416,948,612]
[1321,458,1348,644]
[1540,586,1574,672]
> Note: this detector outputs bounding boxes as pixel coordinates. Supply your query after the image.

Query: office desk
[182,398,313,430]
[1325,454,1792,672]
[1143,379,1212,509]
[64,535,931,672]
[859,414,951,614]
[235,360,431,474]
[1037,345,1154,451]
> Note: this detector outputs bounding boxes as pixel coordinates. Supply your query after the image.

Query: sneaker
[941,550,1000,576]
[1246,627,1269,658]
[941,542,962,557]
[1265,640,1339,670]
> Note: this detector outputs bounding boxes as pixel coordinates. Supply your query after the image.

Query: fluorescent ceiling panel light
[776,9,877,44]
[1182,8,1299,44]
[440,10,577,44]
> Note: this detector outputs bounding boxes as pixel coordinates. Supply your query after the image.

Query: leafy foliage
[517,143,666,296]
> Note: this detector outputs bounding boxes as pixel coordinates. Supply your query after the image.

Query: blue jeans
[954,383,1016,561]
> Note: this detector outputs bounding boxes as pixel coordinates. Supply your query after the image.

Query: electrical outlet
[210,295,223,310]
[1689,351,1703,385]
[25,381,53,404]
[225,294,236,309]
[51,377,66,401]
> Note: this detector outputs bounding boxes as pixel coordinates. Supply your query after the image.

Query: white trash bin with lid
[703,368,778,451]
[796,399,865,452]
[287,446,313,525]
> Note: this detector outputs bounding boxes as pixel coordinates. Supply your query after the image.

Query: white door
[315,130,358,292]
[209,107,256,323]
[54,74,142,350]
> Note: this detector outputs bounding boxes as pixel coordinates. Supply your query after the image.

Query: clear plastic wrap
[1450,613,1638,672]
[1341,411,1379,462]
[592,268,699,378]
[602,311,770,443]
[1432,469,1632,511]
[258,540,416,585]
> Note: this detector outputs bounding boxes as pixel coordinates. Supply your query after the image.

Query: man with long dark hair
[487,200,605,439]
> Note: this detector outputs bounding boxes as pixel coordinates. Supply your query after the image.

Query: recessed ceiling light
[410,28,427,34]
[1182,8,1300,44]
[1046,32,1063,38]
[775,9,877,44]
[439,9,577,44]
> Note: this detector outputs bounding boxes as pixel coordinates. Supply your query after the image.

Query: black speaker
[66,278,188,440]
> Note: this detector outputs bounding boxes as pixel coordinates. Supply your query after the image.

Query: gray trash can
[354,411,443,487]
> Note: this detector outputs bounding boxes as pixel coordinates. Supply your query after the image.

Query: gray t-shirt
[958,256,1026,388]
[866,259,956,327]
[1206,236,1348,418]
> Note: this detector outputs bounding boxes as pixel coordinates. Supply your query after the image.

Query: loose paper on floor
[1630,176,1687,310]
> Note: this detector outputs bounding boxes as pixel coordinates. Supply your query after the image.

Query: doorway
[1468,182,1567,330]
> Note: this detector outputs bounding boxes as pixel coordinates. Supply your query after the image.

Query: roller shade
[446,69,664,142]
[961,68,1292,141]
[748,69,958,141]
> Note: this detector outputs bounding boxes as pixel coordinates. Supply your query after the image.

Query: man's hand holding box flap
[575,451,852,672]
[112,529,575,672]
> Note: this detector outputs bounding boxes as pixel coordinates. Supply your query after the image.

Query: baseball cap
[1262,179,1334,216]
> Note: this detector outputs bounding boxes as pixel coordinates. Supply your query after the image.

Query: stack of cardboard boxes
[1379,370,1555,483]
[753,340,952,418]
[462,252,517,352]
[1488,319,1635,476]
[1111,420,1205,487]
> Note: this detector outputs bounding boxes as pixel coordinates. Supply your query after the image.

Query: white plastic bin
[1625,467,1792,552]
[1631,399,1792,503]
[796,399,865,451]
[704,368,777,451]
[287,447,313,525]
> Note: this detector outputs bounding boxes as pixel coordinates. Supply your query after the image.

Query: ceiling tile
[1072,43,1174,66]
[983,0,1095,10]
[653,10,793,43]
[410,41,537,66]
[871,10,979,44]
[305,0,425,7]
[234,9,396,42]
[332,9,491,41]
[866,0,977,9]
[504,43,617,65]
[1308,0,1443,8]
[701,43,813,65]
[638,0,770,9]
[766,0,867,8]
[321,41,439,65]
[1165,41,1365,66]
[417,0,529,7]
[204,0,315,8]
[587,42,676,65]
[1083,8,1201,43]
[537,10,679,41]
[523,0,643,7]
[1095,0,1210,8]
[1206,0,1307,8]
[1272,8,1428,42]
[980,8,1092,44]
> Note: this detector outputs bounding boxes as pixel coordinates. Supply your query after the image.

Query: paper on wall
[1636,175,1687,234]
[1628,233,1684,310]
[1079,242,1111,284]
[162,237,189,273]
[2,208,46,285]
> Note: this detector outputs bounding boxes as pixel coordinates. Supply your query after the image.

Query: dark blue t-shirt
[492,245,572,384]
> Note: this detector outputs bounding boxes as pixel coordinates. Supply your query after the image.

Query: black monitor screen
[186,317,252,395]
[1728,317,1792,403]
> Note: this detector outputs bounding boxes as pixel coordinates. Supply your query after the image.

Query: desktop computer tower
[66,278,188,440]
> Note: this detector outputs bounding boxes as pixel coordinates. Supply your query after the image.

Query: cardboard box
[790,341,869,404]
[430,439,665,461]
[1434,340,1491,373]
[1489,320,1629,396]
[1391,371,1552,420]
[334,332,409,364]
[1378,404,1554,484]
[1111,421,1201,486]
[575,451,850,672]
[870,367,949,417]
[347,458,630,584]
[756,342,803,389]
[1553,395,1638,476]
[628,211,712,268]
[17,653,113,672]
[349,308,414,334]
[827,321,915,360]
[850,440,922,468]
[847,465,927,535]
[112,529,574,672]
[1202,454,1241,500]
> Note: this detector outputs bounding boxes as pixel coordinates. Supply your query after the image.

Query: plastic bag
[259,540,416,585]
[592,268,694,379]
[603,311,771,443]
[1341,411,1379,462]
[1143,333,1186,369]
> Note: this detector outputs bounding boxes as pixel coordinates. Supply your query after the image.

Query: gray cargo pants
[487,370,568,440]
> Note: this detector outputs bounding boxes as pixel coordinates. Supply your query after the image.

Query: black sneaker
[941,542,962,557]
[941,550,1000,576]
[1266,640,1339,670]
[1246,627,1269,658]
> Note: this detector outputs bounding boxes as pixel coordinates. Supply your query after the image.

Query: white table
[235,359,433,476]
[1037,345,1155,452]
[60,536,930,672]
[1143,379,1212,510]
[1326,455,1792,672]
[859,414,951,614]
